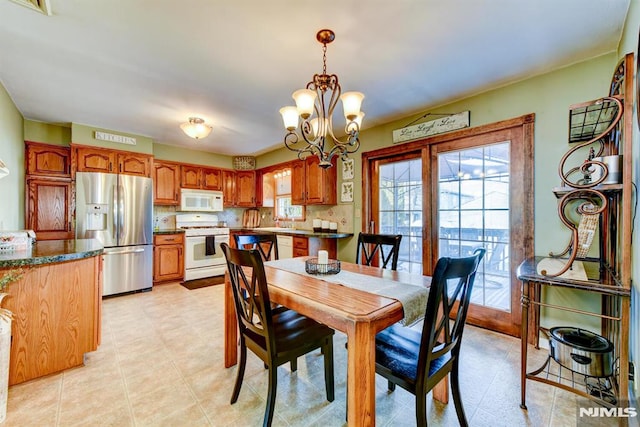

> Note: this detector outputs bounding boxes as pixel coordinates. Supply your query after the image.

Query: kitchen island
[0,239,103,385]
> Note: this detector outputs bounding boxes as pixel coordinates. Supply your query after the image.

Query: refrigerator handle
[112,184,118,241]
[104,248,145,255]
[118,184,125,240]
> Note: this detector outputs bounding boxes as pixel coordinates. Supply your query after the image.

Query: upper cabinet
[25,141,71,177]
[24,142,73,240]
[74,146,116,173]
[153,161,180,205]
[118,152,151,177]
[202,168,223,190]
[180,165,222,190]
[222,170,236,207]
[291,156,337,205]
[73,145,151,177]
[221,170,257,207]
[236,170,257,207]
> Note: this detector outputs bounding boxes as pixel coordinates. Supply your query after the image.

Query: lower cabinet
[153,233,184,283]
[293,236,308,257]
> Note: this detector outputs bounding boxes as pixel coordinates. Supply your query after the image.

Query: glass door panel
[378,158,423,274]
[438,142,511,312]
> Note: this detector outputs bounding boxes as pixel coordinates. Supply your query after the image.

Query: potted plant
[0,268,23,424]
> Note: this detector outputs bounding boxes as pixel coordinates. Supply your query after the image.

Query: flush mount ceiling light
[180,117,212,140]
[280,29,364,168]
[0,159,9,179]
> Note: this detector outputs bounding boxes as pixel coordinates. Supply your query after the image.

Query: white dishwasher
[276,235,293,259]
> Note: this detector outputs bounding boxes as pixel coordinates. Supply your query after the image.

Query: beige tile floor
[4,282,583,426]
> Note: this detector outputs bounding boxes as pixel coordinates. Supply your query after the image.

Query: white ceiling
[0,0,630,156]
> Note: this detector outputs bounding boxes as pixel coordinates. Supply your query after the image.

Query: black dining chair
[233,233,279,261]
[374,248,485,426]
[356,232,402,270]
[220,243,335,427]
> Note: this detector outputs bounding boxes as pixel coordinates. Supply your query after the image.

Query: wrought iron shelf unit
[518,53,633,410]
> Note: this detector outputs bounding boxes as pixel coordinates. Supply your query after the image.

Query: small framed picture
[341,182,354,203]
[342,158,354,180]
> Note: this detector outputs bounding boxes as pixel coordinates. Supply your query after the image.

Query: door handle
[104,248,145,255]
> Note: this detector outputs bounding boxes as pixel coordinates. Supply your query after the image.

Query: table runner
[264,259,428,326]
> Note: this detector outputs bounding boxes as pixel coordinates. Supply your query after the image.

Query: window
[273,169,304,220]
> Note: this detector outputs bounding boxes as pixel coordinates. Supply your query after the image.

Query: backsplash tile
[153,205,353,232]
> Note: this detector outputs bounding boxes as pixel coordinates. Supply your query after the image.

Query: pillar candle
[318,250,329,265]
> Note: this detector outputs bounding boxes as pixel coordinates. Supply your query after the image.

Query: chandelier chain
[322,43,327,76]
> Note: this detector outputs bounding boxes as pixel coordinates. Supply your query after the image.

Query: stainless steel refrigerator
[76,171,153,296]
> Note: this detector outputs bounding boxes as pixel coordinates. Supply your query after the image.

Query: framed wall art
[342,158,354,180]
[340,182,354,203]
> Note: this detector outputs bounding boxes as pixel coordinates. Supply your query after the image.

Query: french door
[364,116,534,336]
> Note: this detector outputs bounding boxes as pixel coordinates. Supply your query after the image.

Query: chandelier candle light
[280,29,365,168]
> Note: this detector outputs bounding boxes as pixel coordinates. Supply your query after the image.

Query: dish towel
[205,235,216,255]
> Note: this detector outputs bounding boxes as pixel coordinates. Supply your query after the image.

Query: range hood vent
[9,0,52,15]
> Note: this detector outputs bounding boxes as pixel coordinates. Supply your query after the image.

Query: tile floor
[4,282,584,426]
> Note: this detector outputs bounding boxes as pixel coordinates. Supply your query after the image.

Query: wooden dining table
[223,258,437,426]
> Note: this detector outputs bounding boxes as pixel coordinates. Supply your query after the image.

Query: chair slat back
[418,248,485,379]
[234,233,279,261]
[356,233,402,270]
[221,243,276,349]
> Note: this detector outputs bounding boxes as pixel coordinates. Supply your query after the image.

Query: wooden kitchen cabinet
[181,165,222,190]
[236,170,257,207]
[25,141,71,177]
[117,152,151,177]
[153,161,180,205]
[73,145,151,177]
[293,236,308,257]
[25,177,74,240]
[181,164,201,188]
[291,156,337,205]
[3,254,102,385]
[222,169,236,207]
[153,233,184,283]
[74,146,116,173]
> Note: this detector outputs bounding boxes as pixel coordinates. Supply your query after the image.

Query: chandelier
[279,29,365,168]
[180,117,212,140]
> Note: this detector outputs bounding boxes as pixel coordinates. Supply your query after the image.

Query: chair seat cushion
[375,324,450,384]
[246,309,334,354]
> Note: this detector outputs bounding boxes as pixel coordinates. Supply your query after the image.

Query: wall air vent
[9,0,52,15]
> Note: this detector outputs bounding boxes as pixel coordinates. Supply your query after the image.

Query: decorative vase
[0,315,10,424]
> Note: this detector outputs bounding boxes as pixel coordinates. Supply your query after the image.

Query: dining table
[223,257,442,426]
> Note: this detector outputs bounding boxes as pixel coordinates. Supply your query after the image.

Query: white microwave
[179,189,224,212]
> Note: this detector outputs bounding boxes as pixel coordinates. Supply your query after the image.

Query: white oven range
[176,213,229,281]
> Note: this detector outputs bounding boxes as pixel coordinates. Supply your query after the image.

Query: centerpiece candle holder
[305,258,341,275]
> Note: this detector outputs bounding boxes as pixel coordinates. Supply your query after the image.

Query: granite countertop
[0,239,104,268]
[229,227,353,239]
[153,229,186,235]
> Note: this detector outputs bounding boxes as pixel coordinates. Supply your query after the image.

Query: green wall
[24,120,70,146]
[71,123,154,154]
[153,142,233,168]
[0,83,24,230]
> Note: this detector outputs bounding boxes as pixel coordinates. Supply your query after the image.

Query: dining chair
[220,243,335,427]
[234,233,279,261]
[374,247,485,426]
[355,232,402,270]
